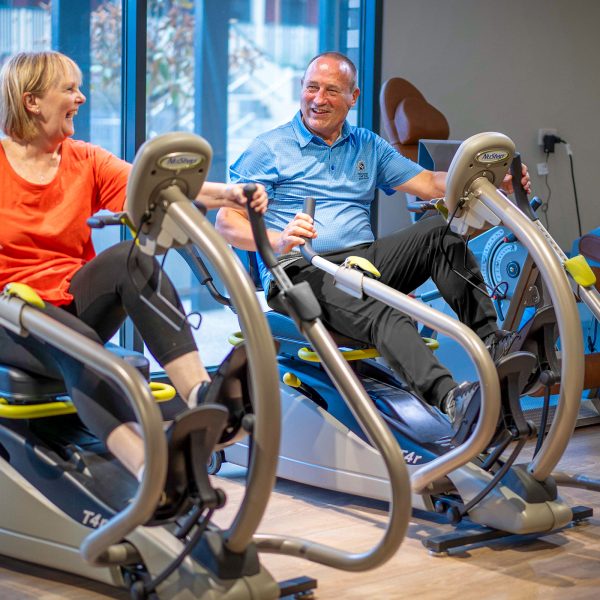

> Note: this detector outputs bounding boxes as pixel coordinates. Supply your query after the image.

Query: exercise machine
[0,132,412,598]
[410,141,600,428]
[219,133,593,553]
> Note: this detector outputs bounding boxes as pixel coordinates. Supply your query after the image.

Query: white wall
[378,0,600,250]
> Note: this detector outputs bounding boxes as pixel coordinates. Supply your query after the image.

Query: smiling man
[216,51,530,432]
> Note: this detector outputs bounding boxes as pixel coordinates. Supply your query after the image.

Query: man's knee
[370,307,418,343]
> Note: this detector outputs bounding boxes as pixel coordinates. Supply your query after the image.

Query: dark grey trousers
[276,215,498,408]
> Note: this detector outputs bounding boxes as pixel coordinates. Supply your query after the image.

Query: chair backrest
[379,77,449,162]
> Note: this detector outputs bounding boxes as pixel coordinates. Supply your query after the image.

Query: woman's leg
[0,308,145,478]
[68,241,209,405]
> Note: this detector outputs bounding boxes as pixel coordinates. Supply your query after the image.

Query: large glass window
[144,0,365,370]
[1,0,371,372]
[0,0,123,255]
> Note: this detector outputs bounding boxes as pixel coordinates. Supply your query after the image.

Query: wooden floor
[3,426,600,599]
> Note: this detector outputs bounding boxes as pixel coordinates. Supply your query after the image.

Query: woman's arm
[195,182,268,213]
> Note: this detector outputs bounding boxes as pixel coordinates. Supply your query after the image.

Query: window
[1,0,376,372]
[0,1,123,254]
[143,0,367,370]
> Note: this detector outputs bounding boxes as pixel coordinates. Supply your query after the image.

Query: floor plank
[2,426,600,599]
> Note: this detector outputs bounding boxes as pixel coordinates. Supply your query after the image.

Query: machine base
[422,504,593,554]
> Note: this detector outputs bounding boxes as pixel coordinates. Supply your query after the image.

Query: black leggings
[0,242,194,442]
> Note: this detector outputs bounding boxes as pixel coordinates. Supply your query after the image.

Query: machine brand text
[82,510,108,528]
[158,153,205,171]
[476,150,509,164]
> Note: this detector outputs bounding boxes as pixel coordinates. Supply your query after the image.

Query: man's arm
[215,207,316,254]
[393,164,531,200]
[393,170,447,200]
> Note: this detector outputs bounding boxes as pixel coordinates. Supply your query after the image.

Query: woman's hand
[224,183,268,214]
[195,182,268,212]
[501,162,532,195]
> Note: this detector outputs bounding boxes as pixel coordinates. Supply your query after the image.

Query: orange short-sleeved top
[0,138,131,305]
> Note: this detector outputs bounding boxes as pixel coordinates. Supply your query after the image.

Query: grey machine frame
[0,133,412,598]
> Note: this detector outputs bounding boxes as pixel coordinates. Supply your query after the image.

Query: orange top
[0,138,131,305]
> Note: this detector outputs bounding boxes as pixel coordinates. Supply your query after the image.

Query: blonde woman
[0,51,267,481]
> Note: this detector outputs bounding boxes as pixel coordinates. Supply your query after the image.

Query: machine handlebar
[300,197,318,262]
[244,184,279,269]
[87,213,126,229]
[509,153,538,222]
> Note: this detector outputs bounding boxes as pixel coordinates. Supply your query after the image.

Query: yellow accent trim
[228,331,245,346]
[423,337,440,351]
[0,382,176,419]
[283,372,301,388]
[298,336,438,362]
[4,282,45,308]
[149,381,177,402]
[298,346,381,362]
[565,255,597,287]
[342,256,381,279]
[115,212,141,245]
[0,398,77,419]
[434,198,449,220]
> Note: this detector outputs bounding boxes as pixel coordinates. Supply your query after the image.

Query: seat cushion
[0,343,150,404]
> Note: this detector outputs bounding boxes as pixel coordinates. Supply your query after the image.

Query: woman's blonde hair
[0,51,81,142]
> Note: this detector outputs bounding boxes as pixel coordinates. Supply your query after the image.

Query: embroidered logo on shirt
[356,160,368,180]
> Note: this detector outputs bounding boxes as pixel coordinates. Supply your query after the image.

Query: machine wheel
[207,450,224,475]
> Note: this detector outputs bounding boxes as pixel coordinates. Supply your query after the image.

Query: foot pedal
[151,405,229,522]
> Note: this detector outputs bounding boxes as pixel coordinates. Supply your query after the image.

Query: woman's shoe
[193,344,251,447]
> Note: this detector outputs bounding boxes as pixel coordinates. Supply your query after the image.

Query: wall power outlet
[538,128,558,146]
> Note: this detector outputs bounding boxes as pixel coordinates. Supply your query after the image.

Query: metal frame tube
[246,219,412,571]
[254,317,412,570]
[14,305,167,566]
[476,179,584,479]
[167,200,281,552]
[312,253,501,493]
[360,278,501,493]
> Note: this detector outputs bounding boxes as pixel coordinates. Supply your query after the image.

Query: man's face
[300,56,359,144]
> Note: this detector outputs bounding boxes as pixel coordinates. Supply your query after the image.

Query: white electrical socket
[537,162,549,176]
[538,128,558,146]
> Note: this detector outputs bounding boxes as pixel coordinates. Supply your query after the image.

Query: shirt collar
[292,110,355,148]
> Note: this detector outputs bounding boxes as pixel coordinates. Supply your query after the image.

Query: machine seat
[0,343,151,405]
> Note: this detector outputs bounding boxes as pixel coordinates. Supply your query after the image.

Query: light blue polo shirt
[229,111,423,292]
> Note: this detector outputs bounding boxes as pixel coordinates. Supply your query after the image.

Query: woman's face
[31,68,86,145]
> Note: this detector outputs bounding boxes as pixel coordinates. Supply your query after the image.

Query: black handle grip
[299,197,317,263]
[303,196,316,219]
[509,153,537,221]
[86,213,126,229]
[244,184,279,269]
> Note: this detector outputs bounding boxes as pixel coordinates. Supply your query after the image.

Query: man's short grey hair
[304,51,358,92]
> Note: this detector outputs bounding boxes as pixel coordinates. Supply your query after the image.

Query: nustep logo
[475,149,510,164]
[158,152,205,171]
